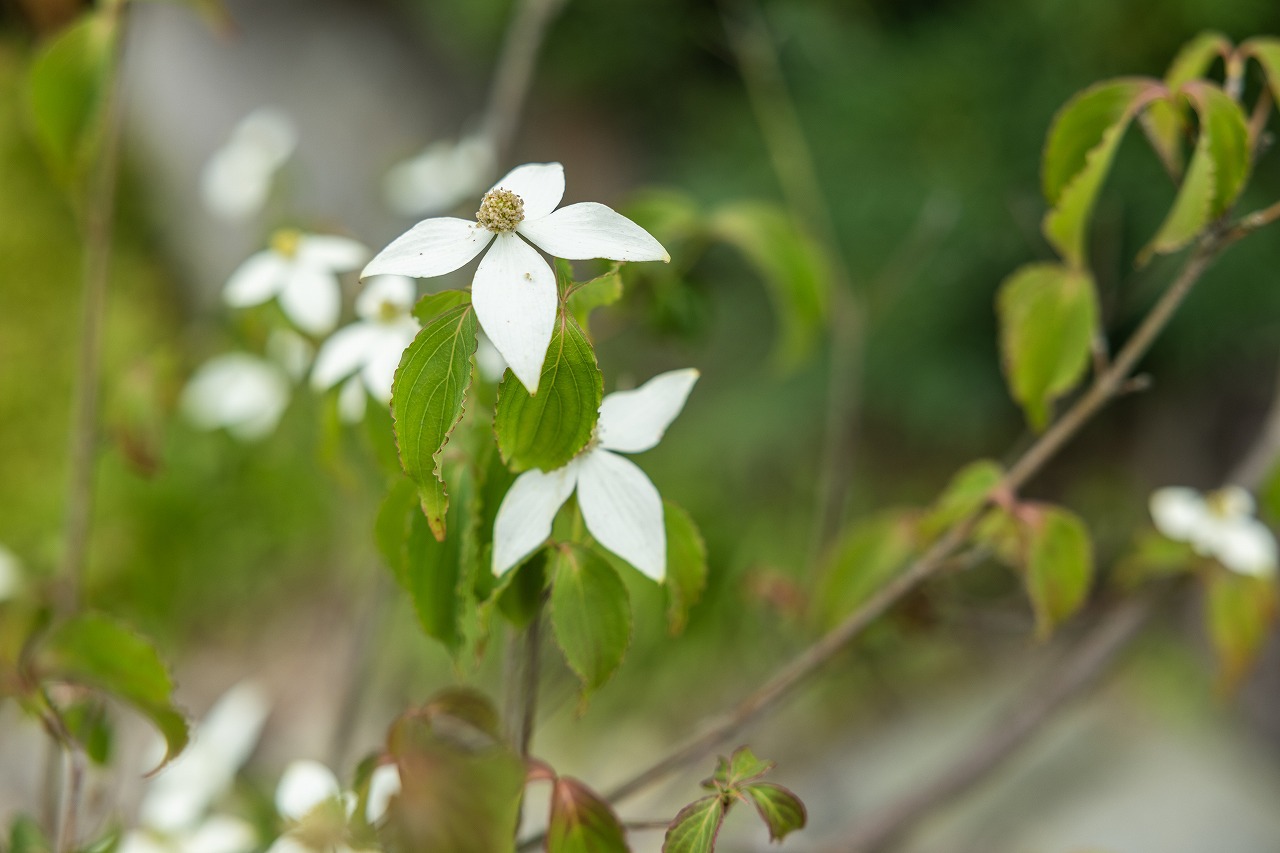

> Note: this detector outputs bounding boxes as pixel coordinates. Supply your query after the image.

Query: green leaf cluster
[663,747,806,852]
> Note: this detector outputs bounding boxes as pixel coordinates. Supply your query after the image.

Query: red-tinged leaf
[710,747,775,789]
[740,782,807,842]
[1207,570,1278,693]
[1142,31,1232,178]
[662,796,726,853]
[546,777,628,853]
[1024,505,1095,638]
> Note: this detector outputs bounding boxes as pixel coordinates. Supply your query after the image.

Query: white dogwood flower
[383,133,495,217]
[492,369,699,580]
[181,353,291,441]
[201,107,297,221]
[310,275,421,422]
[224,230,368,335]
[1150,486,1278,577]
[363,162,668,393]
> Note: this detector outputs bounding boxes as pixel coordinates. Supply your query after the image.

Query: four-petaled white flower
[201,107,297,221]
[383,133,495,218]
[363,162,669,393]
[224,230,368,335]
[310,275,421,422]
[268,760,399,853]
[182,354,291,442]
[493,369,699,580]
[1150,486,1278,577]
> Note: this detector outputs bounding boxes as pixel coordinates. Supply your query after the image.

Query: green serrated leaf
[1207,570,1277,693]
[1140,83,1250,263]
[391,303,479,539]
[662,796,726,853]
[740,782,807,843]
[997,263,1098,431]
[1041,79,1152,268]
[709,201,830,371]
[25,11,115,188]
[711,746,775,788]
[816,510,917,630]
[920,459,1003,540]
[494,310,602,473]
[567,266,624,335]
[1025,506,1095,638]
[549,545,632,694]
[1243,38,1280,112]
[33,615,188,768]
[412,289,471,324]
[547,776,629,853]
[62,699,113,765]
[664,500,708,636]
[1142,32,1232,178]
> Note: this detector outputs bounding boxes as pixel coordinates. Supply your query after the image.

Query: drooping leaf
[62,699,113,765]
[412,289,471,324]
[815,511,917,629]
[662,796,726,853]
[567,266,624,335]
[32,614,188,768]
[996,263,1098,431]
[1041,79,1154,268]
[1206,570,1278,693]
[25,10,115,188]
[709,201,830,371]
[1139,82,1250,263]
[494,309,602,473]
[664,500,708,635]
[739,782,807,843]
[920,459,1003,540]
[546,776,629,853]
[549,545,632,694]
[1242,38,1280,115]
[1142,32,1232,178]
[711,747,774,788]
[391,303,479,539]
[1024,506,1095,638]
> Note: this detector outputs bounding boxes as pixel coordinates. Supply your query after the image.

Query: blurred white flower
[0,544,24,602]
[181,353,291,442]
[384,133,495,218]
[268,760,398,853]
[310,276,420,422]
[365,763,401,824]
[493,369,699,580]
[202,108,297,221]
[224,230,368,336]
[363,162,668,394]
[1150,486,1278,577]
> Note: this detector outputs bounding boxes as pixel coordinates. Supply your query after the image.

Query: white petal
[490,162,564,221]
[1214,518,1278,577]
[338,375,368,423]
[365,764,401,823]
[1215,485,1256,519]
[183,815,259,853]
[598,369,699,454]
[201,148,272,221]
[296,235,368,272]
[0,545,23,602]
[359,322,418,403]
[117,832,170,853]
[233,107,297,168]
[362,218,493,279]
[518,202,669,262]
[264,836,311,853]
[310,323,382,391]
[224,252,286,307]
[1149,487,1208,544]
[383,135,495,218]
[181,354,290,442]
[470,234,556,394]
[275,760,341,821]
[577,449,666,581]
[492,464,579,576]
[355,275,416,321]
[279,264,342,335]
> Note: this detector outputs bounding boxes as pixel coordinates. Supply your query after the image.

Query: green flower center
[475,188,524,233]
[377,300,401,323]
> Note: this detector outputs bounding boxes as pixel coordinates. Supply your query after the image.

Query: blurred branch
[479,0,570,164]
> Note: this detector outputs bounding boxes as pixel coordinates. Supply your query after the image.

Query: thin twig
[841,594,1156,852]
[479,0,570,164]
[520,604,544,757]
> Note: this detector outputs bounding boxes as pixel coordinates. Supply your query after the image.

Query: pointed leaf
[549,545,632,694]
[664,500,708,635]
[662,796,726,853]
[412,289,471,324]
[32,614,188,768]
[391,303,479,539]
[920,459,1003,539]
[740,782,807,843]
[1207,570,1277,693]
[711,747,774,788]
[494,310,603,473]
[1041,79,1154,267]
[1142,32,1232,178]
[1243,38,1280,111]
[567,266,624,335]
[546,776,629,853]
[815,511,917,630]
[997,263,1098,431]
[1024,506,1095,638]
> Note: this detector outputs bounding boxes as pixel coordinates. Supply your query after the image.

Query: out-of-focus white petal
[518,202,669,262]
[279,265,342,336]
[117,831,170,853]
[310,323,381,391]
[264,835,312,853]
[296,236,368,272]
[234,107,297,168]
[362,218,493,280]
[1216,485,1256,519]
[384,135,495,218]
[365,764,401,823]
[181,354,290,442]
[276,760,342,822]
[355,275,416,321]
[0,545,23,602]
[201,148,272,221]
[1214,517,1278,577]
[267,329,313,381]
[474,332,507,383]
[1150,487,1207,545]
[492,464,580,576]
[597,369,699,454]
[470,234,556,394]
[183,815,259,853]
[490,162,564,221]
[224,252,286,307]
[576,449,666,581]
[338,375,368,423]
[359,321,418,403]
